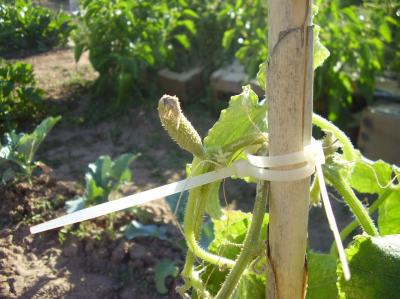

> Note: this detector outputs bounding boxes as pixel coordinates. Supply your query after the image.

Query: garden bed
[0,48,359,298]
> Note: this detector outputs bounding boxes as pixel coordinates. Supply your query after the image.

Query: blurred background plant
[218,0,267,77]
[0,0,73,56]
[65,153,139,213]
[0,60,45,135]
[68,0,400,130]
[72,0,200,117]
[314,0,399,128]
[217,0,399,130]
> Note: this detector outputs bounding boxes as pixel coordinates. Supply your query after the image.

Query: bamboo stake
[266,0,314,298]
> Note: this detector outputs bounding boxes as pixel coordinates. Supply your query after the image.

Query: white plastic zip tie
[316,162,351,280]
[29,140,350,280]
[31,144,321,234]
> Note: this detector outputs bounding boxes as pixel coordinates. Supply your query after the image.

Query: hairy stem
[215,181,268,299]
[181,158,234,294]
[183,164,235,268]
[324,167,379,237]
[330,186,397,254]
[312,113,356,161]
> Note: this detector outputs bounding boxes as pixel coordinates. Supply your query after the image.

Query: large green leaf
[378,189,400,235]
[337,235,400,299]
[306,252,338,299]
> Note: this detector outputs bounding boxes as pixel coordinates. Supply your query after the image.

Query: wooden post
[266,0,313,298]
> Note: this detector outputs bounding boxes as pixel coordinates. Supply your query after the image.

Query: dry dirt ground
[0,48,356,299]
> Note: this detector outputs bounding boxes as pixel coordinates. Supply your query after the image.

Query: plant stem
[181,158,235,294]
[183,177,235,268]
[324,167,379,237]
[312,113,356,161]
[310,175,321,205]
[330,186,397,254]
[215,181,268,299]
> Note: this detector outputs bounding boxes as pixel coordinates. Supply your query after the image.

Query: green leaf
[110,152,138,183]
[378,188,400,235]
[182,9,199,19]
[84,178,106,204]
[174,34,190,49]
[154,259,179,294]
[379,23,391,43]
[204,181,222,219]
[202,210,269,296]
[87,155,112,187]
[313,25,330,70]
[222,28,235,49]
[74,42,85,62]
[17,116,61,162]
[177,19,196,35]
[337,235,400,299]
[204,85,267,154]
[306,252,338,299]
[256,62,266,92]
[165,191,188,224]
[348,155,393,195]
[123,220,167,240]
[209,210,269,259]
[232,273,265,299]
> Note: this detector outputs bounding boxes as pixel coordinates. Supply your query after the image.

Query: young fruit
[158,95,204,158]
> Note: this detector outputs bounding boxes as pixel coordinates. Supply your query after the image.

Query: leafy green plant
[156,48,400,297]
[0,116,61,185]
[0,60,44,134]
[0,0,73,55]
[73,0,198,114]
[66,153,139,213]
